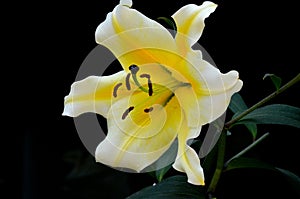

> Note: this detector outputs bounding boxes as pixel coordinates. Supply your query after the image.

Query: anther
[140,73,153,96]
[113,83,122,98]
[144,107,154,113]
[140,74,150,79]
[148,81,153,96]
[125,73,131,90]
[122,106,134,120]
[129,64,139,74]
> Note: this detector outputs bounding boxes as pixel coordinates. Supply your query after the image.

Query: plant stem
[207,73,299,196]
[224,132,269,168]
[207,130,226,194]
[225,73,300,129]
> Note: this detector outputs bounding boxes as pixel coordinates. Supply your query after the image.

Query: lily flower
[63,0,242,185]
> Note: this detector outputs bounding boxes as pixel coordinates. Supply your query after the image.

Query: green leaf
[157,17,177,31]
[126,175,206,199]
[155,164,172,182]
[229,93,248,113]
[276,168,300,196]
[236,104,300,128]
[263,73,282,90]
[224,157,276,172]
[229,93,258,139]
[224,133,269,168]
[224,157,300,196]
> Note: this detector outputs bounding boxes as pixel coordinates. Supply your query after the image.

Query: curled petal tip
[62,110,67,116]
[228,70,239,78]
[203,1,218,8]
[187,177,205,186]
[237,79,243,91]
[120,0,132,7]
[62,105,72,116]
[62,102,74,117]
[62,111,69,117]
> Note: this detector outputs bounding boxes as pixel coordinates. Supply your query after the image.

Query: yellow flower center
[111,64,191,129]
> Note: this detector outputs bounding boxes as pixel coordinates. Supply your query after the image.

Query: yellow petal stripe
[63,71,126,118]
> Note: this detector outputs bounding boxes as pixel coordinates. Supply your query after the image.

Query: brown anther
[125,73,131,90]
[122,106,134,120]
[144,107,154,113]
[148,81,153,96]
[140,74,150,79]
[113,83,123,98]
[140,73,153,96]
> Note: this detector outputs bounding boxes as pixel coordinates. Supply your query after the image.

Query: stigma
[129,64,139,74]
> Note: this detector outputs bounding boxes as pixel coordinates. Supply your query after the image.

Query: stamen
[162,93,175,107]
[122,106,134,120]
[129,65,148,93]
[148,80,153,96]
[125,73,131,90]
[144,107,154,113]
[140,73,153,96]
[139,74,150,79]
[113,83,123,98]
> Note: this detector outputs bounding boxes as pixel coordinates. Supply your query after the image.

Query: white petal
[195,61,243,123]
[177,50,243,124]
[95,89,183,172]
[172,1,217,48]
[63,71,126,118]
[173,119,205,185]
[120,0,132,7]
[95,2,178,71]
[175,86,201,129]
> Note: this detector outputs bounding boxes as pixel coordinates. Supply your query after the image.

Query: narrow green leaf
[224,133,269,167]
[236,104,300,128]
[126,175,206,199]
[263,73,282,90]
[224,157,276,172]
[229,93,258,139]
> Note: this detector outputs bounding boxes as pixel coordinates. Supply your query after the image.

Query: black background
[2,0,299,198]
